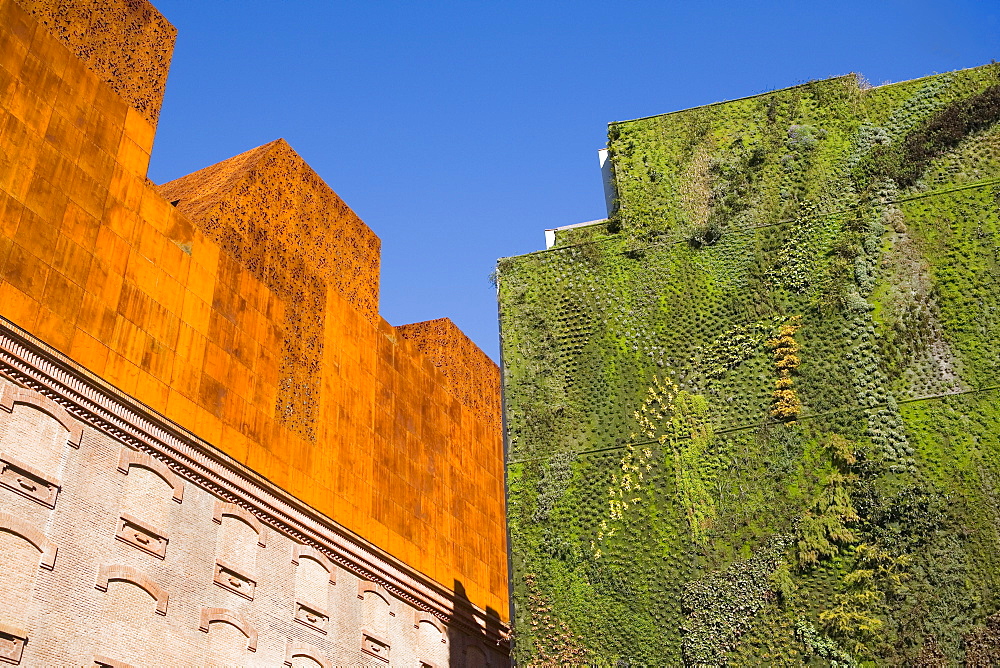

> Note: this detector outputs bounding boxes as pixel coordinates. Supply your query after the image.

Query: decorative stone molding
[0,384,83,448]
[0,452,60,508]
[0,623,26,666]
[92,655,136,668]
[292,543,335,584]
[94,564,169,616]
[213,560,255,601]
[361,630,390,663]
[116,448,184,503]
[358,579,395,616]
[414,611,447,640]
[213,499,266,547]
[198,607,257,652]
[115,514,168,559]
[0,510,57,570]
[283,641,331,668]
[293,600,329,635]
[0,320,510,650]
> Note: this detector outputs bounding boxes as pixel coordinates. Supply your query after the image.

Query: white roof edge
[543,219,608,250]
[544,219,608,233]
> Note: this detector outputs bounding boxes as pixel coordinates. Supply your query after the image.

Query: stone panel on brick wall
[0,452,60,508]
[0,623,27,666]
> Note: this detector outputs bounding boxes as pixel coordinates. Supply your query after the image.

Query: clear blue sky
[148,0,998,362]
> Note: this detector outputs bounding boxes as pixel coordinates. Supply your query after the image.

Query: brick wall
[0,372,508,665]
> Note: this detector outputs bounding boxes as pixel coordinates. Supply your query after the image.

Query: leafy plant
[767,317,803,421]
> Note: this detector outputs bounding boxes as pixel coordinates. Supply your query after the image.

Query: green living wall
[498,64,1000,666]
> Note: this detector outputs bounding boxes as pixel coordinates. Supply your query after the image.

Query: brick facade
[0,324,508,664]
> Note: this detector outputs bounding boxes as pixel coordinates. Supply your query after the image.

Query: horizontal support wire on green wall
[506,384,1000,464]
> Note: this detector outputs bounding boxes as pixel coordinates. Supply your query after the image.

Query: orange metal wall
[15,0,175,125]
[0,0,507,618]
[396,318,502,434]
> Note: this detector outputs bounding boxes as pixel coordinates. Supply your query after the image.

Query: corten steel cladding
[0,0,507,618]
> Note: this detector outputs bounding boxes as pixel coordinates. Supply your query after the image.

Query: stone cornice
[0,316,510,651]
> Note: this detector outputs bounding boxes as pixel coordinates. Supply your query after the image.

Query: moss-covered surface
[498,63,1000,665]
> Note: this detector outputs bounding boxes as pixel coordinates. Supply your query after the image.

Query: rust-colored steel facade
[0,0,509,663]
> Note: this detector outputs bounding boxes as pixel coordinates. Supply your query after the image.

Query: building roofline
[607,62,1000,127]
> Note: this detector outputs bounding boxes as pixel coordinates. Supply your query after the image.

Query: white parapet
[543,220,608,249]
[598,148,616,216]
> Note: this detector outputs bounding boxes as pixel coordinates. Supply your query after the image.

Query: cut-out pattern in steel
[158,139,381,441]
[15,0,176,125]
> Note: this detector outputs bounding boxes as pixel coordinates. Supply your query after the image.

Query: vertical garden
[498,64,1000,665]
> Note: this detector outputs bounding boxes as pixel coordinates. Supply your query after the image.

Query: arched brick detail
[358,579,396,617]
[95,564,169,616]
[199,607,257,652]
[414,611,446,637]
[292,544,335,584]
[283,641,331,668]
[0,384,84,448]
[357,579,387,600]
[212,499,266,547]
[117,448,184,503]
[0,510,57,569]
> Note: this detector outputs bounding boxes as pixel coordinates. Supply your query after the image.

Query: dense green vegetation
[498,64,1000,665]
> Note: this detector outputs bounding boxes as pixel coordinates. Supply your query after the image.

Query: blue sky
[148,0,998,361]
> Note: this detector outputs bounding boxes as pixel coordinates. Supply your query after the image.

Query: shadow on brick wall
[449,580,505,667]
